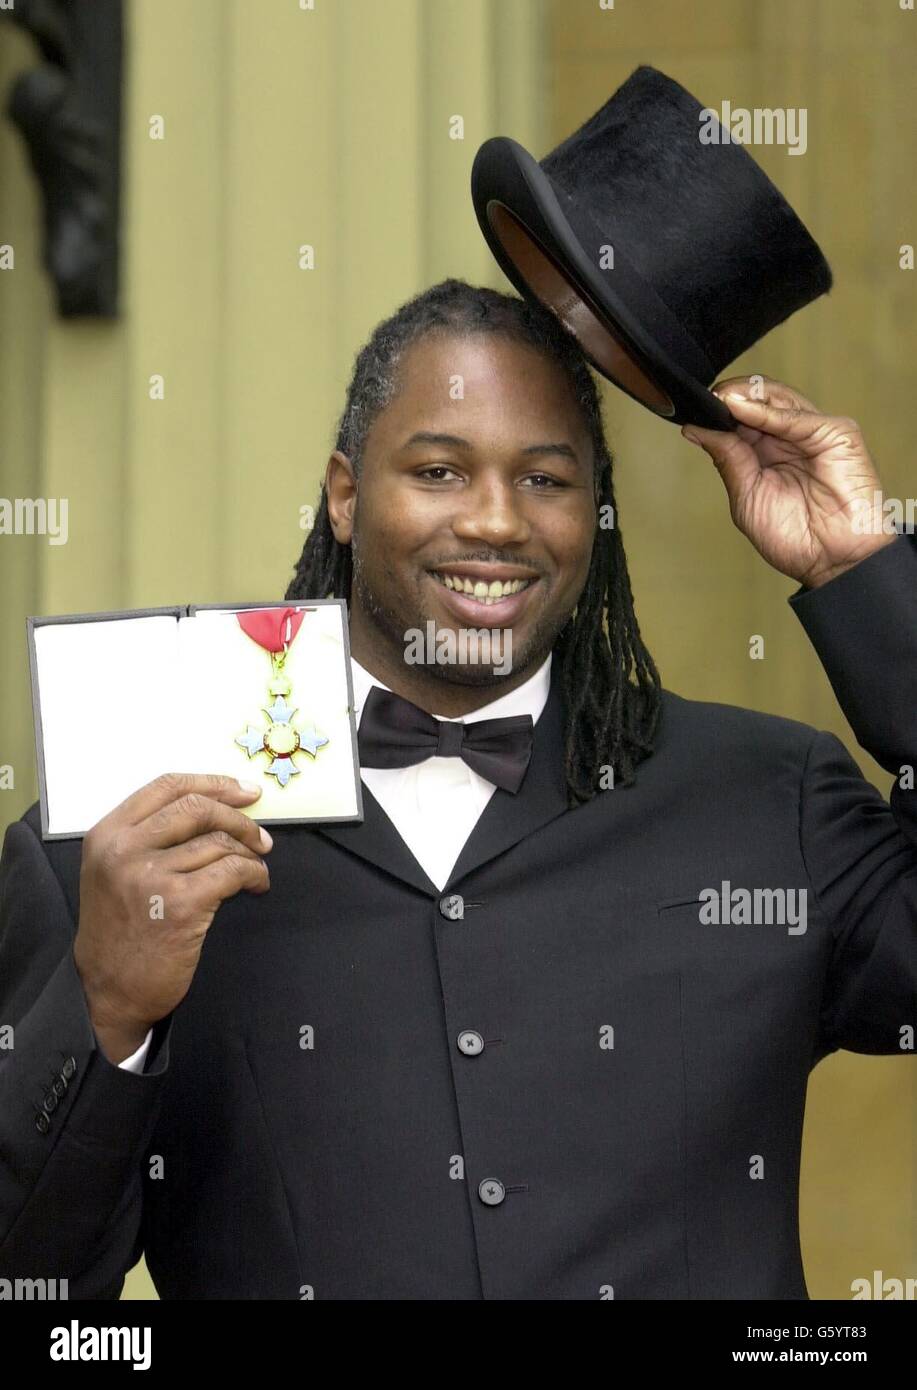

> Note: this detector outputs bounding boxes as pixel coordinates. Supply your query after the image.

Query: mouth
[428,569,536,604]
[425,567,541,626]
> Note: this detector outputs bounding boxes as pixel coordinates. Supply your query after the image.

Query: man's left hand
[682,375,898,588]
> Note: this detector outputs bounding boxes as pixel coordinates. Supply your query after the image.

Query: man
[1,278,914,1299]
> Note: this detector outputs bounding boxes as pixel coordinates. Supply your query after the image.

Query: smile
[429,571,535,606]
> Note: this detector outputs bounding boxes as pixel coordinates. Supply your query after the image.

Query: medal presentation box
[27,600,364,840]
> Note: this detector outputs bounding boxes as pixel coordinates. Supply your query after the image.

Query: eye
[416,465,461,482]
[521,472,566,488]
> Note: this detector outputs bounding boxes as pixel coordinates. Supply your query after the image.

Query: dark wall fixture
[1,0,123,317]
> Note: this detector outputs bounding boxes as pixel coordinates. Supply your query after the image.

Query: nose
[451,474,532,549]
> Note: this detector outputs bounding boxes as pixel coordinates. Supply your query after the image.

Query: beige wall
[0,0,913,1300]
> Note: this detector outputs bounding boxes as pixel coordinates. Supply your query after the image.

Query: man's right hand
[73,772,272,1063]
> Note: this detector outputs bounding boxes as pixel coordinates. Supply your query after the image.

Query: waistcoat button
[457,1030,484,1056]
[478,1178,506,1206]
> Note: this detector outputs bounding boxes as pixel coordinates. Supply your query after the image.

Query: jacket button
[439,894,464,920]
[478,1178,506,1206]
[35,1112,50,1134]
[62,1056,77,1080]
[52,1078,66,1099]
[42,1091,58,1114]
[457,1030,484,1056]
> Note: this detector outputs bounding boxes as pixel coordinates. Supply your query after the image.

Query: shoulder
[654,686,822,769]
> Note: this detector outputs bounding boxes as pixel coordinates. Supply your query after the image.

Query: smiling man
[0,278,915,1301]
[287,279,661,807]
[323,327,597,705]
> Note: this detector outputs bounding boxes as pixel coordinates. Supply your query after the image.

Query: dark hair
[285,277,661,806]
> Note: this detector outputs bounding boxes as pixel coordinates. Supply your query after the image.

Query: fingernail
[260,827,273,850]
[682,428,702,444]
[238,779,261,795]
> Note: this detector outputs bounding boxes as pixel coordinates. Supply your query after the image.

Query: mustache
[424,554,543,572]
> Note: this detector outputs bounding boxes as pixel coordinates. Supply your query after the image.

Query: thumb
[682,422,759,503]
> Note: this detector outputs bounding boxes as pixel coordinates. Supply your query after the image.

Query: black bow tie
[357,685,535,794]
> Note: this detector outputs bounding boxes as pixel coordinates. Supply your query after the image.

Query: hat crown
[538,66,831,373]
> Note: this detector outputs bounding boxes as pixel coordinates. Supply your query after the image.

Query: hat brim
[471,136,737,432]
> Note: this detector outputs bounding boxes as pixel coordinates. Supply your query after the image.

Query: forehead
[368,331,593,455]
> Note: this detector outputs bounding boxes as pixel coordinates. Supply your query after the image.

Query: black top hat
[471,65,832,430]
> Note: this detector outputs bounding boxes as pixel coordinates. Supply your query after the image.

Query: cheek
[353,495,430,590]
[394,490,455,535]
[542,504,596,585]
[357,486,440,546]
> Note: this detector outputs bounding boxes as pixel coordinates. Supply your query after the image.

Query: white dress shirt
[115,652,553,1073]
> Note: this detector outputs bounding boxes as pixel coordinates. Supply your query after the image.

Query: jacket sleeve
[0,816,173,1298]
[790,532,917,1057]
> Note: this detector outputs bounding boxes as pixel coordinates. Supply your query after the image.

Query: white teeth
[433,572,533,600]
[432,572,533,600]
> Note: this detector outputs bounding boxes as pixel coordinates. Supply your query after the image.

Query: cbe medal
[234,606,329,787]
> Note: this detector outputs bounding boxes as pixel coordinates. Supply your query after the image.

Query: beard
[351,545,571,689]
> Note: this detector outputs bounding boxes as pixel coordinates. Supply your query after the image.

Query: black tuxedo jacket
[1,536,915,1300]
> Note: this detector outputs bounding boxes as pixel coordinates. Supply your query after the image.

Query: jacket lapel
[314,674,570,894]
[444,674,568,886]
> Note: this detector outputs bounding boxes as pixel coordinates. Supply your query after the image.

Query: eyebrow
[401,431,580,462]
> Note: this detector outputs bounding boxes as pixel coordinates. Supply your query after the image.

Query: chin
[422,661,514,688]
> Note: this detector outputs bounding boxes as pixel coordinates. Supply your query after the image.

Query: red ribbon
[236,606,306,653]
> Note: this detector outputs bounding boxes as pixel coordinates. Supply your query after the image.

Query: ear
[325,450,357,545]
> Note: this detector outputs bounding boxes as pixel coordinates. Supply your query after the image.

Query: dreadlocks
[285,277,662,807]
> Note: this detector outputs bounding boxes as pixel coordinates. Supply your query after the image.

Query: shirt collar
[350,651,553,727]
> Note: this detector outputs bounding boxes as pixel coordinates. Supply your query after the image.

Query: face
[325,331,598,709]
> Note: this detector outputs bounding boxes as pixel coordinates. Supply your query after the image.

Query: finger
[188,852,272,901]
[760,385,820,414]
[141,793,273,855]
[712,375,820,414]
[682,422,760,500]
[726,384,822,416]
[164,828,270,874]
[105,772,262,830]
[709,393,825,444]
